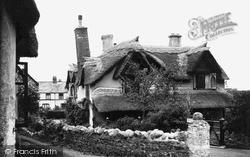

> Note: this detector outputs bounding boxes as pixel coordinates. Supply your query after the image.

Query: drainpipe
[0,4,16,156]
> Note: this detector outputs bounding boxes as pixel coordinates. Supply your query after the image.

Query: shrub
[108,97,189,132]
[46,111,66,119]
[144,96,190,132]
[225,90,250,135]
[28,114,43,132]
[65,98,89,125]
[112,116,142,131]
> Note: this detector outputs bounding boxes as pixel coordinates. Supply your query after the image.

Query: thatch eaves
[92,90,234,112]
[93,95,141,112]
[16,28,38,58]
[179,90,233,108]
[3,0,40,58]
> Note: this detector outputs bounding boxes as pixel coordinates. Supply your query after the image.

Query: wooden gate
[206,118,225,146]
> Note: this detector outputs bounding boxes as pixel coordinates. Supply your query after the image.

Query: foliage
[225,90,250,134]
[110,97,189,132]
[122,63,189,131]
[123,64,177,118]
[28,115,43,132]
[17,81,39,119]
[145,96,190,132]
[110,116,143,131]
[46,111,66,119]
[65,98,89,126]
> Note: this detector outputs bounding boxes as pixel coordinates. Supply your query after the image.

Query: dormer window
[194,73,216,90]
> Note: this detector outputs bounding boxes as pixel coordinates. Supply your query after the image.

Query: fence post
[187,112,210,157]
[220,118,225,146]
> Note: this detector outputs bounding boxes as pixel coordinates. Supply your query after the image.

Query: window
[194,74,205,89]
[42,103,50,108]
[194,73,216,90]
[45,93,51,100]
[59,93,64,100]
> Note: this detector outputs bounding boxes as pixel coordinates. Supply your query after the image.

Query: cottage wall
[77,85,85,101]
[217,82,225,90]
[92,68,122,90]
[39,93,68,109]
[0,4,17,152]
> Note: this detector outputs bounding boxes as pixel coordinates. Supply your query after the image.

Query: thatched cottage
[66,16,233,126]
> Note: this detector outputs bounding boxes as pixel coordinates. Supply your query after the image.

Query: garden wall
[22,112,211,157]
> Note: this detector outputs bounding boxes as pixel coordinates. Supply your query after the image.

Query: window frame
[59,93,64,100]
[45,93,51,100]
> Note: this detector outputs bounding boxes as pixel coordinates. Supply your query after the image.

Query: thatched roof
[178,90,234,108]
[92,90,233,112]
[79,37,228,86]
[93,95,141,112]
[65,64,78,89]
[16,28,38,58]
[3,0,40,58]
[80,37,143,85]
[39,81,67,93]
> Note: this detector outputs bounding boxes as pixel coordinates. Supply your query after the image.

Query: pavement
[210,146,250,157]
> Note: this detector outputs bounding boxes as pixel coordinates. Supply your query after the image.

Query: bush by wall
[225,90,250,135]
[65,98,89,126]
[46,111,66,119]
[109,97,189,132]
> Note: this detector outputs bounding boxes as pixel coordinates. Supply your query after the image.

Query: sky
[21,0,250,90]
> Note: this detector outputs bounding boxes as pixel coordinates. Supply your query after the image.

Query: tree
[122,63,190,131]
[225,90,250,134]
[123,63,177,118]
[17,81,39,121]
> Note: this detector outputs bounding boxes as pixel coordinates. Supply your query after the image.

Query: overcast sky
[21,0,250,90]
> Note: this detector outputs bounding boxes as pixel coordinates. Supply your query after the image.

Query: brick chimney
[169,33,181,47]
[74,15,90,67]
[52,76,57,83]
[101,34,113,52]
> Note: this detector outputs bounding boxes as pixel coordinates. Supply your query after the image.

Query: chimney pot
[52,76,57,83]
[78,15,83,27]
[101,34,114,52]
[169,33,182,47]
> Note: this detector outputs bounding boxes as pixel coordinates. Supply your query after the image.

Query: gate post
[187,112,210,157]
[219,118,225,146]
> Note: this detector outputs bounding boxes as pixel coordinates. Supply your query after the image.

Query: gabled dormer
[186,50,229,90]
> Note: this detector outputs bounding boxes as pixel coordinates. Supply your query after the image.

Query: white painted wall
[39,92,68,109]
[92,68,122,90]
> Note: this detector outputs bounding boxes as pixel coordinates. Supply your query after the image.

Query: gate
[206,118,225,146]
